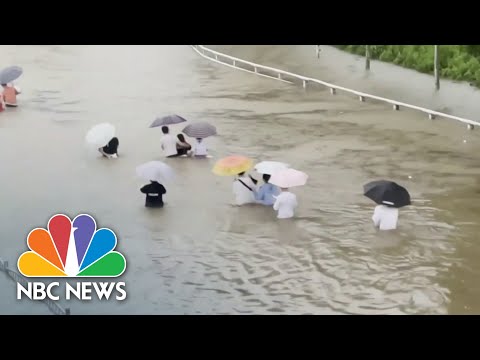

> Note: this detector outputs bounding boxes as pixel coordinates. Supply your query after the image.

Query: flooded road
[1,45,479,314]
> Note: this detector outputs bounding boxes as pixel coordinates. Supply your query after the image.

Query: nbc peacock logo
[16,214,127,302]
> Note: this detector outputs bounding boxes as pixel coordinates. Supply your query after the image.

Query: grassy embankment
[335,45,480,88]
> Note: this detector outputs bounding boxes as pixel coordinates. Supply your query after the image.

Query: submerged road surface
[1,45,479,314]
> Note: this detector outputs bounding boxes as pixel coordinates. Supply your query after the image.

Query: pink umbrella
[269,168,308,188]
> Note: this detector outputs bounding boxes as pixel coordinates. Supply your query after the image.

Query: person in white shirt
[160,126,178,158]
[372,202,399,230]
[273,188,298,219]
[191,138,208,157]
[232,172,258,206]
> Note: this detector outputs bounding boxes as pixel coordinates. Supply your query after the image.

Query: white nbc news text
[17,282,127,301]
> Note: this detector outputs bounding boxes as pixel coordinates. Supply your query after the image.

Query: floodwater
[1,45,479,315]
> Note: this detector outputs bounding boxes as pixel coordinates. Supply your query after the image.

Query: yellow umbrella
[212,155,253,176]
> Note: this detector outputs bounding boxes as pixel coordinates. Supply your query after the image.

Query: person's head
[263,174,271,183]
[196,138,202,143]
[150,180,159,184]
[161,126,169,134]
[177,134,186,142]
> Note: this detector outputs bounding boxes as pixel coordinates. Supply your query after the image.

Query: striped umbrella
[150,115,187,128]
[182,122,217,139]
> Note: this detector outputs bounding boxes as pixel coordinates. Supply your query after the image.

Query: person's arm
[140,185,149,194]
[372,207,381,227]
[160,185,166,194]
[254,186,264,201]
[273,196,281,211]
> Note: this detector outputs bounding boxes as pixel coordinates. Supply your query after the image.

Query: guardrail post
[254,67,258,73]
[429,114,436,120]
[467,124,474,130]
[65,308,71,315]
[233,60,236,67]
[365,45,371,71]
[303,80,307,88]
[359,96,365,102]
[215,54,218,60]
[434,45,440,91]
[330,88,336,95]
[393,104,399,110]
[278,73,282,80]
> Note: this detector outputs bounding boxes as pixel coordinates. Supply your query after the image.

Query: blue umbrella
[0,66,23,84]
[150,115,187,128]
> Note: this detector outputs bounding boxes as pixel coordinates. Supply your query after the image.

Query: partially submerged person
[232,171,258,206]
[273,188,298,219]
[176,134,191,156]
[99,137,119,158]
[1,83,20,107]
[0,92,4,112]
[140,180,167,208]
[192,138,208,157]
[372,201,398,231]
[160,126,178,158]
[254,174,280,206]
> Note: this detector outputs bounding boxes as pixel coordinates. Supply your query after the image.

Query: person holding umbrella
[99,137,119,158]
[1,83,21,107]
[140,181,167,208]
[212,155,258,206]
[252,162,288,206]
[253,174,280,206]
[0,66,23,108]
[269,168,308,219]
[363,180,411,231]
[181,121,217,158]
[136,161,175,208]
[160,126,179,158]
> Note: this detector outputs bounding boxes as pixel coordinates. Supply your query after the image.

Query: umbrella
[0,66,23,84]
[150,115,187,128]
[254,161,290,175]
[213,155,253,176]
[136,161,175,183]
[85,123,116,148]
[182,122,217,139]
[363,180,411,208]
[269,168,308,188]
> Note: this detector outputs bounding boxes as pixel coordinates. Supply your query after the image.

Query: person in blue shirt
[254,174,280,206]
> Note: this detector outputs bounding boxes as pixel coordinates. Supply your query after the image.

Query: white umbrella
[269,168,308,188]
[136,161,175,183]
[85,123,116,148]
[254,161,290,175]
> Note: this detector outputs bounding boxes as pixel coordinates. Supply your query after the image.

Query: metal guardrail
[0,258,70,315]
[190,45,479,130]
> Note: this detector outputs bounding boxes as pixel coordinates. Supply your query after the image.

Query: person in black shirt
[99,137,119,158]
[140,180,167,208]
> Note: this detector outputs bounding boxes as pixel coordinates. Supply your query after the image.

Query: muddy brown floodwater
[1,45,479,314]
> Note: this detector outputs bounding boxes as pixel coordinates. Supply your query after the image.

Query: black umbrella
[150,114,187,128]
[363,180,411,208]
